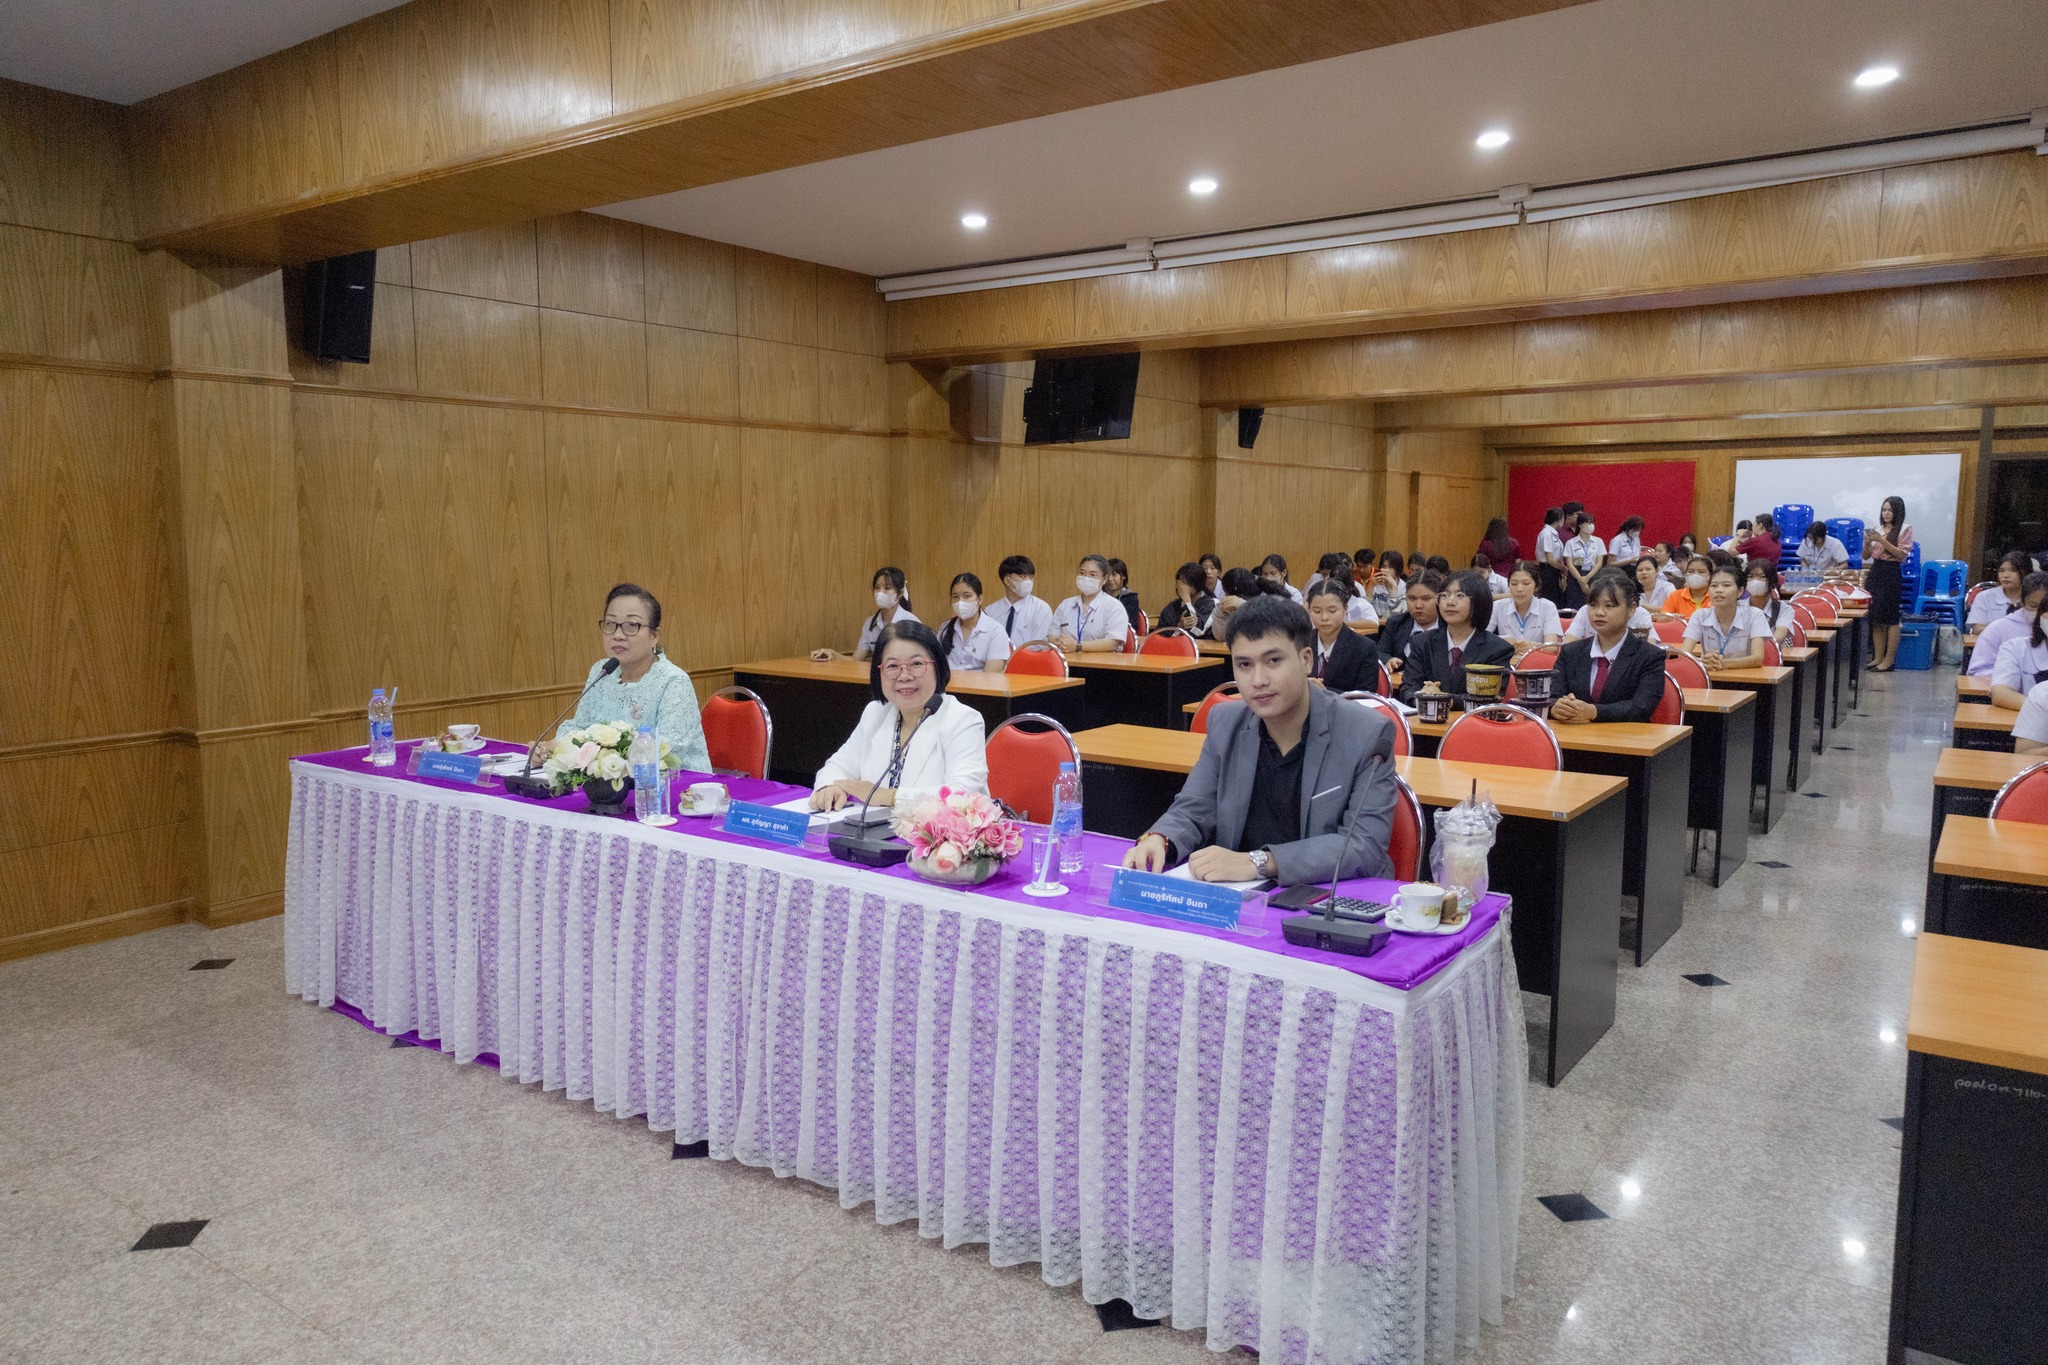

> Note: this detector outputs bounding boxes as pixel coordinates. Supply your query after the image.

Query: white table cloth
[284,758,1524,1363]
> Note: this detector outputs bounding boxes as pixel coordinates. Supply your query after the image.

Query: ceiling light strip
[878,117,2048,301]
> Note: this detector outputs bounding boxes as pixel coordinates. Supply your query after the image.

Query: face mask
[1582,526,1596,538]
[875,590,898,610]
[1686,573,1708,590]
[1748,580,1767,596]
[1077,575,1102,597]
[952,599,977,620]
[1012,578,1033,598]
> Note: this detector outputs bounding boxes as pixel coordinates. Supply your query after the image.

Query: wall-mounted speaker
[302,251,376,363]
[1237,406,1264,449]
[949,367,1006,444]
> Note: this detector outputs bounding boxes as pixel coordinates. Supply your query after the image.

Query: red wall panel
[1506,461,1697,558]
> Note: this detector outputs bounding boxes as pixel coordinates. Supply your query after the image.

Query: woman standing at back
[1476,517,1519,578]
[1864,496,1913,671]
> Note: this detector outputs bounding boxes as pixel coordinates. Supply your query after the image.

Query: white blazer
[815,695,988,810]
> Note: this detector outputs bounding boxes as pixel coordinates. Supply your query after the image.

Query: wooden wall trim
[293,380,888,438]
[0,729,183,764]
[0,899,193,964]
[192,890,283,929]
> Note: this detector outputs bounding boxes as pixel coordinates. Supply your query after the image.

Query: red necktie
[1591,656,1610,701]
[1450,646,1463,672]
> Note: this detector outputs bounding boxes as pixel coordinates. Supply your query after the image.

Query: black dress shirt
[1237,722,1303,855]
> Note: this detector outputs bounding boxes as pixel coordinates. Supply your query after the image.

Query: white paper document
[1163,863,1265,896]
[770,796,840,826]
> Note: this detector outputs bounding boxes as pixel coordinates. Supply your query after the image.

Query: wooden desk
[1957,673,1990,701]
[1062,651,1228,728]
[1928,814,2048,949]
[1954,702,2017,753]
[1780,645,1819,787]
[732,657,1085,784]
[1889,934,2048,1365]
[1699,665,1794,832]
[1196,638,1227,657]
[1408,717,1693,965]
[1071,724,1629,1084]
[1927,748,2044,917]
[1682,689,1757,888]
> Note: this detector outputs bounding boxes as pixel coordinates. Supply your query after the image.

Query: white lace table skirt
[284,761,1524,1363]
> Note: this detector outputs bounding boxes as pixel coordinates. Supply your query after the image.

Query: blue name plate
[414,750,485,783]
[721,800,810,847]
[1106,869,1242,931]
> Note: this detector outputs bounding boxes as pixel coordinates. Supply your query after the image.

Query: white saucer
[676,800,730,819]
[1384,910,1464,936]
[432,737,485,754]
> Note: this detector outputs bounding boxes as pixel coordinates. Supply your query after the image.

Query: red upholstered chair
[1007,642,1069,678]
[1652,618,1687,644]
[1438,703,1561,771]
[1990,761,2048,825]
[1760,638,1783,667]
[1189,682,1240,734]
[1663,650,1711,691]
[1388,775,1425,881]
[1784,619,1807,648]
[700,687,773,779]
[1341,691,1411,757]
[1518,645,1561,672]
[1790,602,1819,634]
[1650,674,1684,725]
[1139,628,1197,659]
[1375,660,1395,697]
[986,714,1080,823]
[1132,608,1150,636]
[1123,626,1139,653]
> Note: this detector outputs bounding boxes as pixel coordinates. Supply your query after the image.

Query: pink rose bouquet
[892,788,1024,872]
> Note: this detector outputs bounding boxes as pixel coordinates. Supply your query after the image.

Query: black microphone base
[1281,916,1391,957]
[828,833,910,868]
[504,773,556,799]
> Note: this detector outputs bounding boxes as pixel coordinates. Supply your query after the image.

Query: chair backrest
[1989,761,2048,825]
[1438,703,1561,771]
[1650,674,1684,725]
[700,687,773,780]
[985,714,1080,824]
[1375,660,1395,697]
[1663,650,1711,691]
[1784,618,1806,648]
[1651,618,1686,643]
[1341,691,1411,757]
[1759,638,1782,667]
[1389,775,1424,881]
[1006,641,1069,678]
[1790,602,1819,633]
[1123,626,1138,653]
[1139,628,1197,659]
[1518,644,1561,671]
[1132,608,1150,636]
[1189,682,1241,734]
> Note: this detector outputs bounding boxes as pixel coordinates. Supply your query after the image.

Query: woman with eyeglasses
[809,621,988,813]
[812,566,918,663]
[574,582,711,772]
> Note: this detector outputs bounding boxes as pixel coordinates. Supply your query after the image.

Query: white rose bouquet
[539,721,679,795]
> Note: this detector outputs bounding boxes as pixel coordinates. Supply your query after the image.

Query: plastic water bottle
[366,688,395,767]
[630,725,666,821]
[1052,762,1084,875]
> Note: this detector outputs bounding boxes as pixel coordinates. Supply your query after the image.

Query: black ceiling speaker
[1237,407,1264,449]
[302,251,376,363]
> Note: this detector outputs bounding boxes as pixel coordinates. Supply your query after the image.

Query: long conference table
[1073,723,1628,1085]
[285,740,1524,1363]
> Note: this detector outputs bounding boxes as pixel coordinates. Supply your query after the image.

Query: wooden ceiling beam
[1486,406,2048,447]
[127,0,1588,263]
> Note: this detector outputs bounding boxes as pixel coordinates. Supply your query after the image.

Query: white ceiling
[0,0,408,104]
[603,0,2048,279]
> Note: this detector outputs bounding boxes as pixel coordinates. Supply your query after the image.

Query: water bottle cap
[1058,762,1076,772]
[371,688,385,698]
[638,724,653,733]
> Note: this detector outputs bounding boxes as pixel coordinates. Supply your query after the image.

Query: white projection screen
[1731,453,1961,560]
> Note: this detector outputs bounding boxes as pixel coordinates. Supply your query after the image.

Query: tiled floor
[0,666,1939,1362]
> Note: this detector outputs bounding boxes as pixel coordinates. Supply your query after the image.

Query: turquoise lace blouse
[569,655,711,773]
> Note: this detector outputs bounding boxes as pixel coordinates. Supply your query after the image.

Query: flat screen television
[1022,352,1140,444]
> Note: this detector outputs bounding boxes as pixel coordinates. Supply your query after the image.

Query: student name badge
[409,748,485,783]
[1106,868,1243,932]
[721,800,810,848]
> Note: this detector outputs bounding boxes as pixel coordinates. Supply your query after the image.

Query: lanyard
[1702,613,1744,656]
[1075,600,1089,638]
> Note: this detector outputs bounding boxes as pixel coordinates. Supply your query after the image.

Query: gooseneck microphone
[1279,758,1391,957]
[504,658,619,798]
[828,692,941,866]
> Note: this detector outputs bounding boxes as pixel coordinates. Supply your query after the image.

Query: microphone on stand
[1278,762,1391,957]
[504,658,619,798]
[828,692,940,866]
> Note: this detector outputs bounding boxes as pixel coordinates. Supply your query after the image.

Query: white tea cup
[686,781,728,812]
[447,723,481,743]
[1396,882,1445,928]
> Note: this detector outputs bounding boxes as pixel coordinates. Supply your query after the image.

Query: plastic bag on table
[1430,788,1501,911]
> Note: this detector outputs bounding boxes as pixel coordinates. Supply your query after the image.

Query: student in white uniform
[1051,554,1131,653]
[1797,523,1851,574]
[1314,552,1380,625]
[1968,553,2031,630]
[1564,599,1651,639]
[1469,553,1510,597]
[993,554,1054,647]
[1606,516,1646,567]
[1489,563,1563,645]
[1564,513,1607,609]
[1534,508,1568,607]
[937,572,1012,673]
[1633,554,1675,613]
[812,565,919,662]
[810,621,987,812]
[1743,559,1793,642]
[1259,554,1305,604]
[1991,613,2048,711]
[2011,678,2048,755]
[1682,563,1771,671]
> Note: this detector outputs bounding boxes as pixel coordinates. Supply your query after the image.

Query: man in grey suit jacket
[1124,596,1399,885]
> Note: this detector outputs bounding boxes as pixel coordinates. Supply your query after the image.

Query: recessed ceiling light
[1475,129,1511,150]
[1842,1237,1867,1260]
[1620,1178,1642,1200]
[1188,177,1219,196]
[960,212,987,230]
[1879,1027,1898,1044]
[1854,64,1899,88]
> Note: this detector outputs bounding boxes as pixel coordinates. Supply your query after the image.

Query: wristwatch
[1247,848,1274,879]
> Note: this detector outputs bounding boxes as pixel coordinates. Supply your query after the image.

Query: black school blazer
[1316,626,1383,694]
[1555,633,1669,723]
[1397,628,1514,702]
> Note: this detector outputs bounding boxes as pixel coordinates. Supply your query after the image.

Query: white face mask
[1011,578,1033,598]
[874,589,898,610]
[1747,580,1768,597]
[1686,573,1708,590]
[1582,526,1597,538]
[1077,575,1102,597]
[952,599,978,620]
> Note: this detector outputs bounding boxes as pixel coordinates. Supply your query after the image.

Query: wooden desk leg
[1688,705,1753,889]
[1812,637,1832,756]
[1785,660,1808,790]
[1492,797,1624,1086]
[1830,633,1847,728]
[1888,1052,2048,1365]
[1847,617,1865,706]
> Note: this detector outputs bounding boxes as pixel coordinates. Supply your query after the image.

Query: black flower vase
[583,774,634,818]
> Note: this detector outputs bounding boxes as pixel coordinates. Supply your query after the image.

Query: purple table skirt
[298,740,1503,993]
